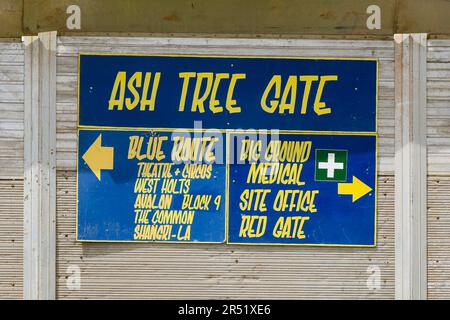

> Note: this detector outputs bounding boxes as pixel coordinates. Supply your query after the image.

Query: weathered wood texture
[14,0,450,37]
[427,40,450,174]
[0,0,23,38]
[0,41,24,179]
[427,40,450,300]
[23,32,57,300]
[0,40,24,300]
[394,33,427,300]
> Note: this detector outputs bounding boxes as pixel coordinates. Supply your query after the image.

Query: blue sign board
[77,129,226,242]
[79,54,377,132]
[227,132,376,246]
[77,53,378,246]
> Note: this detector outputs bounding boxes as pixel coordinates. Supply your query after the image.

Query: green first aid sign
[315,149,348,182]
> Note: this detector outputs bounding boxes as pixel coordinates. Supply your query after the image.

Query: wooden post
[394,33,427,300]
[23,31,57,300]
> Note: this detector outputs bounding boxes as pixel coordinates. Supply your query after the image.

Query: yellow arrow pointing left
[82,134,114,181]
[338,176,372,202]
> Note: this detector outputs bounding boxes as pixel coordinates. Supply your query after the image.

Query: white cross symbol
[318,153,344,178]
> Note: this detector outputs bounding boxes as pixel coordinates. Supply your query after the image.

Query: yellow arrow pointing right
[82,134,114,181]
[338,176,372,202]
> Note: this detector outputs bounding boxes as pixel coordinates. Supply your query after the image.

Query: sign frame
[76,52,378,247]
[76,127,229,244]
[77,52,378,133]
[224,130,378,248]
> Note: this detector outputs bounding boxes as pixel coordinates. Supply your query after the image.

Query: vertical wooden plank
[0,41,24,178]
[23,31,57,300]
[426,40,450,299]
[394,33,427,300]
[23,35,38,300]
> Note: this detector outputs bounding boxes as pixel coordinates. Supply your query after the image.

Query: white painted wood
[23,32,57,300]
[0,40,24,299]
[426,40,450,299]
[0,41,24,178]
[427,40,450,174]
[394,33,427,300]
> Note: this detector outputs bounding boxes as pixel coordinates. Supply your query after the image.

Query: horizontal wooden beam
[1,0,450,38]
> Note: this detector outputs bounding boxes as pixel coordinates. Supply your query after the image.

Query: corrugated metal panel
[0,179,23,299]
[55,37,394,299]
[0,40,24,299]
[55,37,395,174]
[427,40,450,174]
[0,41,24,179]
[428,176,450,299]
[427,40,450,300]
[56,171,393,299]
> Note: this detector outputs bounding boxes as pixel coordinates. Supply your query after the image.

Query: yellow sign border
[76,128,378,248]
[75,53,378,248]
[77,52,378,131]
